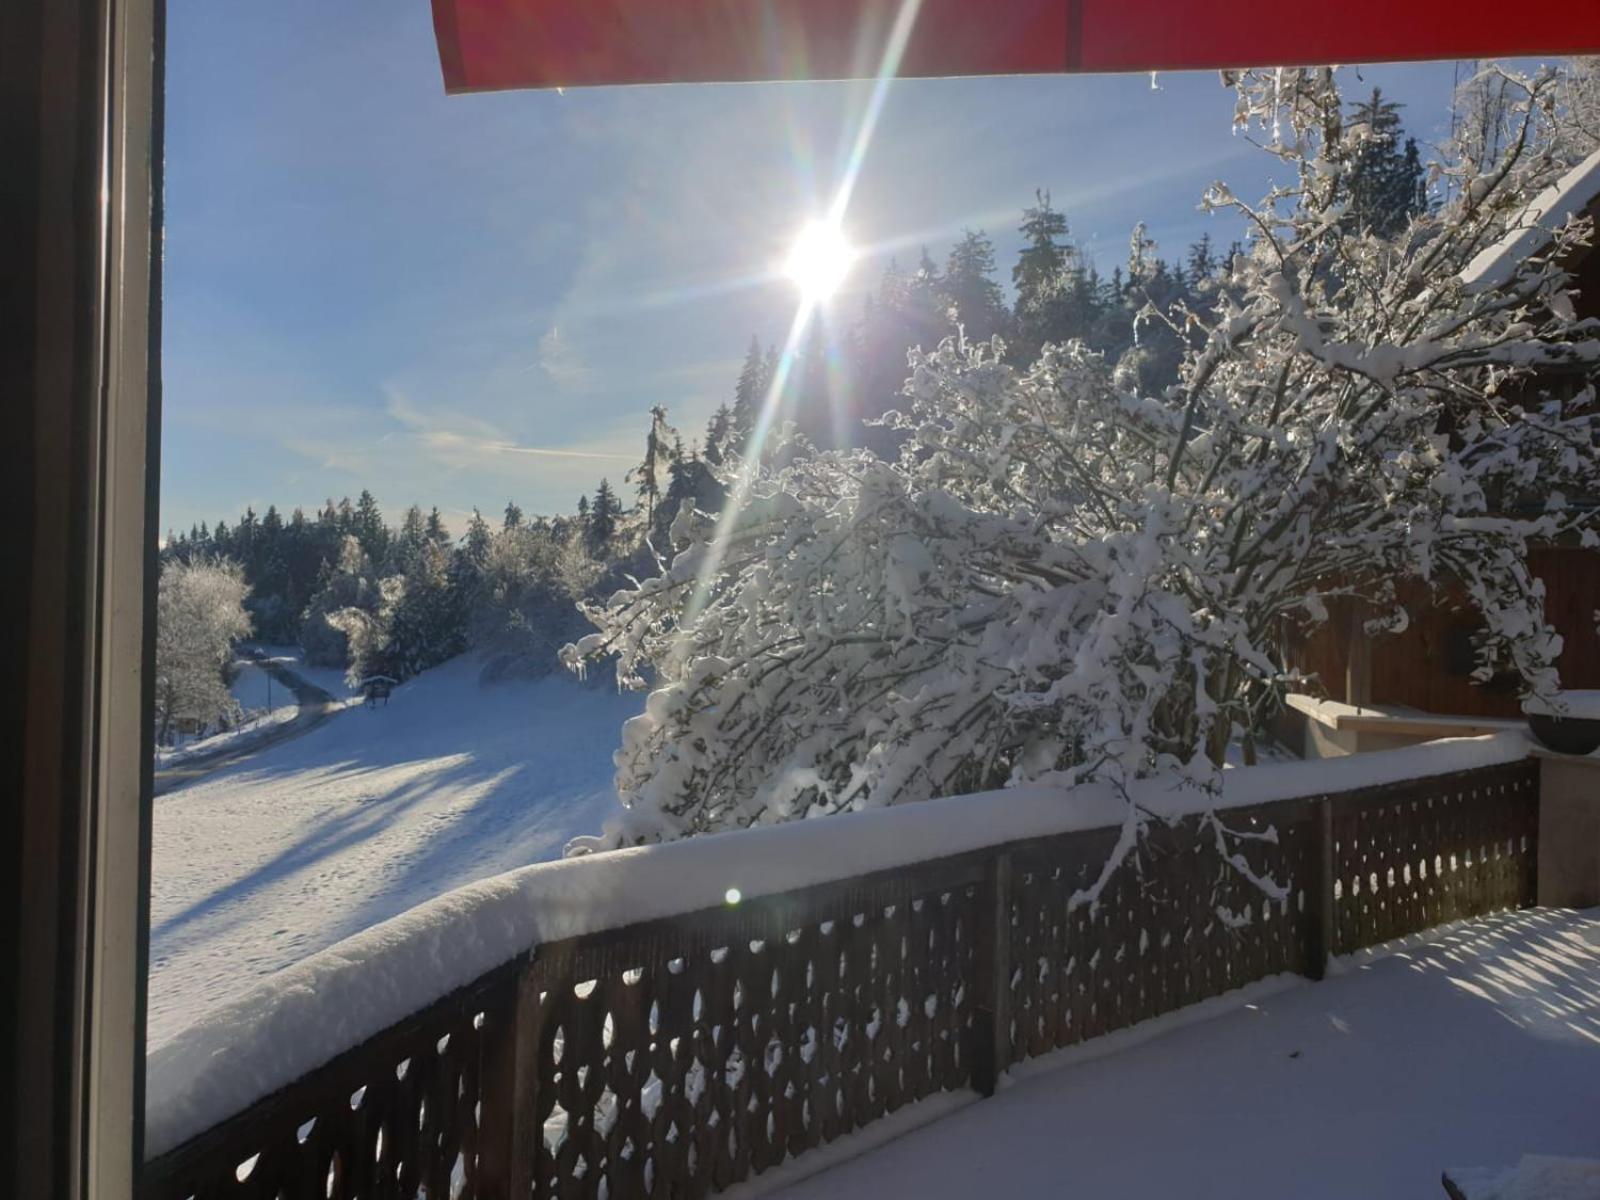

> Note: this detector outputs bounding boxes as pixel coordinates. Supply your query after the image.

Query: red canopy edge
[431,0,1600,94]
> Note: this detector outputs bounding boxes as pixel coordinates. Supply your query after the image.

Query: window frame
[2,0,162,1195]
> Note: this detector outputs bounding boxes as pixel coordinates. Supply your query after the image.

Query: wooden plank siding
[1284,548,1600,717]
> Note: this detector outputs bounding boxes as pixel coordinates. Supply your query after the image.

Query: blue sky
[162,0,1498,537]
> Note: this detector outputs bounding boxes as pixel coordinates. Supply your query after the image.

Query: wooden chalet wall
[1286,548,1600,717]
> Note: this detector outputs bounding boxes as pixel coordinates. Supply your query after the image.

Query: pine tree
[426,506,450,549]
[629,406,676,525]
[462,508,492,566]
[1345,88,1428,238]
[653,434,722,548]
[1185,233,1217,282]
[944,230,1006,344]
[1013,191,1070,299]
[503,501,524,531]
[387,534,463,680]
[730,337,766,455]
[1011,191,1078,363]
[353,490,387,563]
[704,404,732,467]
[447,508,494,646]
[587,478,621,556]
[236,507,259,569]
[389,504,427,575]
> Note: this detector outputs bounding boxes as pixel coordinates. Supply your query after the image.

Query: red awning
[431,0,1600,94]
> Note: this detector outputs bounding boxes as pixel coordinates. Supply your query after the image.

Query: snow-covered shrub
[566,67,1600,850]
[326,577,405,687]
[155,557,252,745]
[299,536,378,668]
[469,520,602,681]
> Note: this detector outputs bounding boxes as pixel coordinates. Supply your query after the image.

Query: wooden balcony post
[476,954,541,1198]
[972,850,1013,1096]
[1306,798,1335,980]
[1344,599,1373,707]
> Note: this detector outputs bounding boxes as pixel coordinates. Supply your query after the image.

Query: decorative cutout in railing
[141,758,1538,1200]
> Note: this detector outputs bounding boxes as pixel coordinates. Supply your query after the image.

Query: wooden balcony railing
[143,756,1539,1199]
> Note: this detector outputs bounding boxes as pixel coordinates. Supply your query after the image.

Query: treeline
[709,91,1426,460]
[163,480,646,686]
[163,90,1428,688]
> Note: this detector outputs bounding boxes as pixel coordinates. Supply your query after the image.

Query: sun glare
[785,219,856,301]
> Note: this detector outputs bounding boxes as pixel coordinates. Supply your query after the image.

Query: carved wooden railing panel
[143,963,515,1199]
[143,758,1541,1200]
[517,862,986,1198]
[1006,801,1322,1064]
[1330,759,1540,953]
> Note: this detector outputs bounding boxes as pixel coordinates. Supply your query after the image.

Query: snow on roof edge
[143,730,1533,1158]
[1460,147,1600,292]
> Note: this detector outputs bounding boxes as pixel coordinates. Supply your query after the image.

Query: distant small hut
[360,675,398,708]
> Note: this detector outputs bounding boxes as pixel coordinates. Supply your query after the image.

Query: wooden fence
[143,758,1540,1199]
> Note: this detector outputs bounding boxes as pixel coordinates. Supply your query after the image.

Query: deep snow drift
[147,654,641,1045]
[773,907,1600,1200]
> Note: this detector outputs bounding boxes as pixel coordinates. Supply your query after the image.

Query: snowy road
[153,651,327,794]
[147,655,641,1046]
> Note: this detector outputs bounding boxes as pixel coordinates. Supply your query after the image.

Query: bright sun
[785,219,856,301]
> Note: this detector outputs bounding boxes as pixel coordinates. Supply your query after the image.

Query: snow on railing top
[143,730,1533,1158]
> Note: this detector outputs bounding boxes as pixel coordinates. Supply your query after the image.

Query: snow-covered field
[147,654,642,1045]
[772,907,1600,1200]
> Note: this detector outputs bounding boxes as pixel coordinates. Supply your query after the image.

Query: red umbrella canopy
[432,0,1600,94]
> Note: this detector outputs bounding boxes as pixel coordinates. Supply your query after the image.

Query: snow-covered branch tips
[565,66,1600,852]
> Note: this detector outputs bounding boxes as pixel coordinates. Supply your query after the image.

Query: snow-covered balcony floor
[772,908,1600,1200]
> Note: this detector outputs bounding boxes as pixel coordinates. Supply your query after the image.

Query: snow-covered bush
[470,519,604,681]
[566,67,1600,850]
[299,536,381,668]
[327,577,405,687]
[155,557,252,745]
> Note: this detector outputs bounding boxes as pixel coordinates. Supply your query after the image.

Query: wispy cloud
[418,430,634,464]
[381,384,636,475]
[536,326,589,388]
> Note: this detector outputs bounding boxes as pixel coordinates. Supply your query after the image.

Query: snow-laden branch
[565,67,1600,852]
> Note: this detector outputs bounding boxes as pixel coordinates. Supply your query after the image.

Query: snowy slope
[147,654,641,1046]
